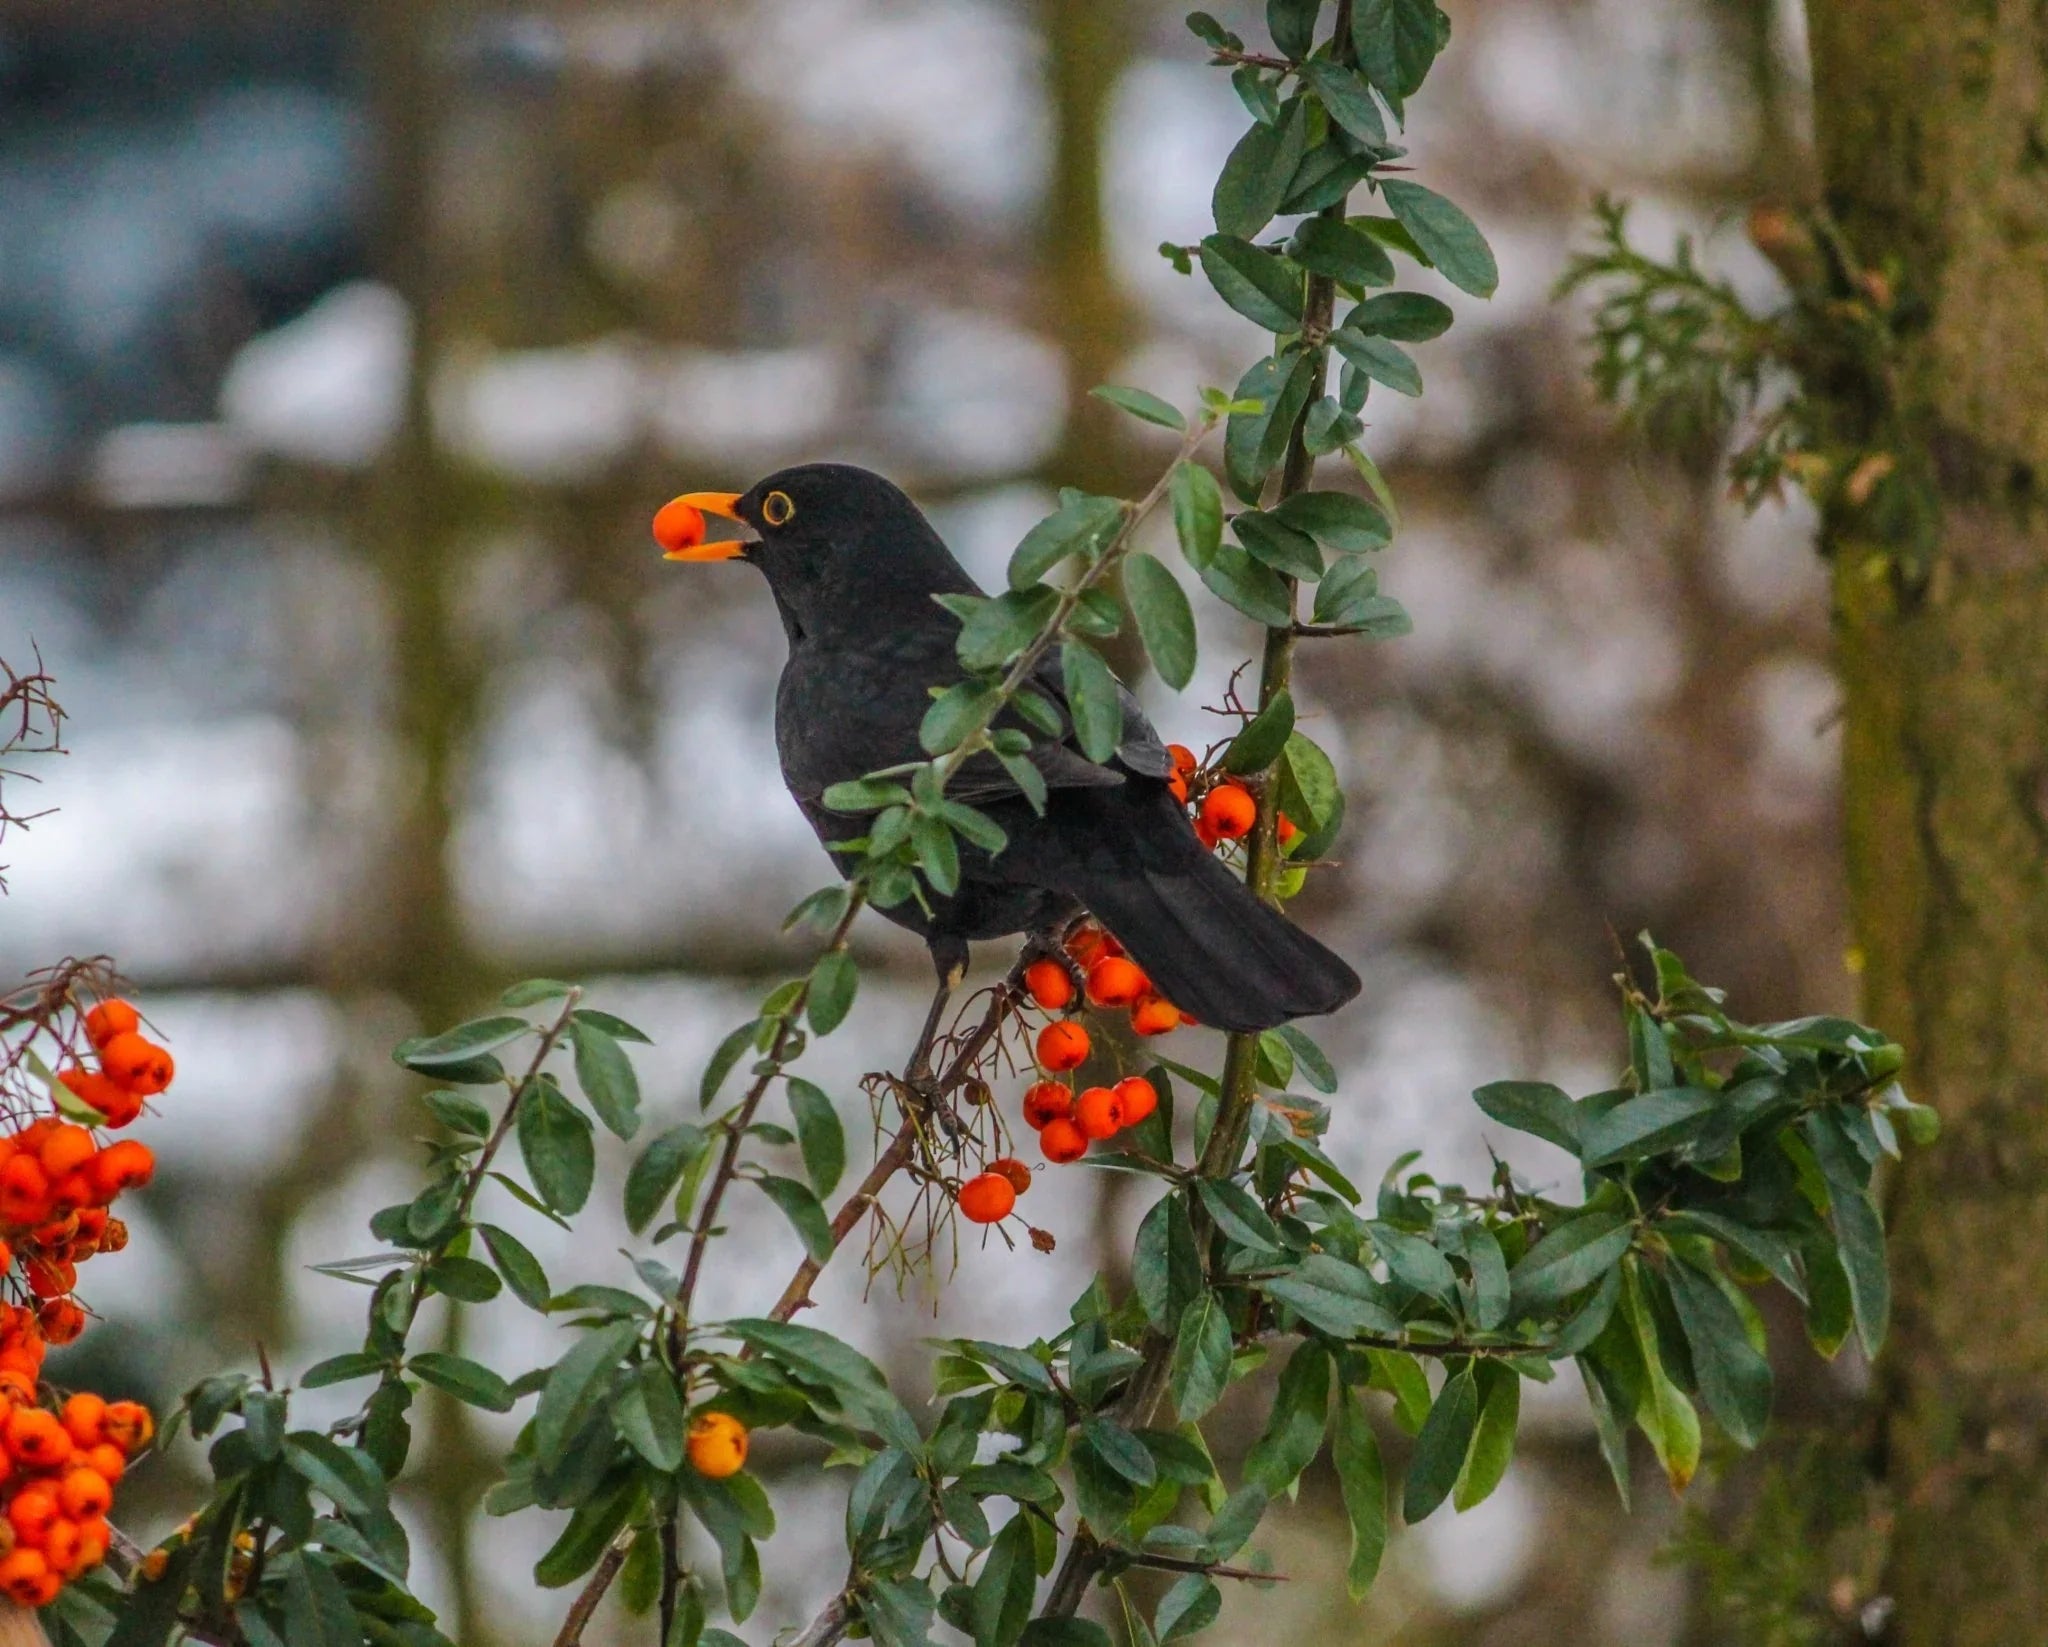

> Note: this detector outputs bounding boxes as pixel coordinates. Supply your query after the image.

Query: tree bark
[1806,6,2048,1643]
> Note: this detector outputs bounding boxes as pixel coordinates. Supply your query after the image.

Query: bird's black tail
[1052,788,1361,1034]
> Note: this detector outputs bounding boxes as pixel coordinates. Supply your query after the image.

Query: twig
[548,1536,630,1647]
[788,1586,855,1647]
[1116,1551,1289,1583]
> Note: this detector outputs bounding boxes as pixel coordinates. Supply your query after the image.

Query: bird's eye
[762,490,795,526]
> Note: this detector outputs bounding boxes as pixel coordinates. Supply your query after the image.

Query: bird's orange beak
[654,492,749,561]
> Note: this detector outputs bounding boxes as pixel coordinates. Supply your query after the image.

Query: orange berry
[0,1347,43,1382]
[97,1034,173,1098]
[39,1518,80,1576]
[0,1373,36,1407]
[1166,743,1198,777]
[0,1159,50,1229]
[25,1259,74,1301]
[0,1547,56,1608]
[1277,812,1300,845]
[59,1396,105,1452]
[57,1069,138,1126]
[98,1219,128,1255]
[83,1001,139,1050]
[957,1172,1017,1225]
[61,1516,107,1580]
[988,1157,1032,1197]
[37,1128,93,1182]
[56,1470,110,1523]
[1074,1085,1128,1140]
[86,1142,154,1204]
[685,1411,748,1479]
[101,1403,152,1456]
[1021,1082,1073,1130]
[1022,959,1075,1013]
[1167,772,1189,804]
[1193,814,1222,850]
[1113,1076,1159,1126]
[36,1303,83,1347]
[1129,995,1181,1037]
[1064,925,1121,968]
[1199,783,1257,842]
[1085,957,1149,1009]
[82,1446,124,1486]
[1036,1020,1091,1074]
[30,1215,75,1250]
[7,1486,59,1547]
[651,498,708,556]
[1039,1117,1088,1164]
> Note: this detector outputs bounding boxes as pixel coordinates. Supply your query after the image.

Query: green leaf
[726,1318,922,1451]
[1665,1258,1772,1448]
[1170,462,1225,571]
[1212,100,1309,239]
[953,587,1062,673]
[1242,1342,1330,1493]
[1090,385,1186,431]
[808,951,859,1036]
[1154,1574,1220,1644]
[1452,1362,1519,1510]
[1266,0,1320,57]
[1196,1179,1285,1253]
[478,1223,552,1312]
[423,1254,501,1303]
[1169,1292,1234,1421]
[971,1513,1037,1647]
[1345,291,1454,340]
[570,1007,652,1044]
[284,1432,389,1519]
[409,1352,514,1413]
[1287,218,1395,289]
[302,1352,388,1390]
[1807,1113,1890,1356]
[1260,1253,1403,1337]
[1225,352,1314,503]
[1369,1223,1459,1304]
[1199,235,1307,332]
[395,1016,531,1071]
[1331,329,1422,396]
[1223,689,1296,774]
[1199,545,1296,628]
[1302,59,1385,145]
[535,1473,642,1588]
[422,1089,493,1138]
[1272,489,1391,553]
[700,1018,762,1110]
[1506,1211,1634,1316]
[1310,562,1404,631]
[1279,731,1340,826]
[1623,1263,1702,1490]
[1379,179,1497,297]
[1134,1194,1202,1332]
[517,1079,596,1216]
[1061,640,1125,764]
[1020,1622,1113,1647]
[921,682,1000,756]
[1008,495,1126,591]
[822,777,911,814]
[1083,1417,1159,1488]
[625,1123,711,1235]
[786,1079,846,1199]
[1402,1365,1477,1522]
[1580,1088,1717,1168]
[534,1321,639,1464]
[1352,0,1442,100]
[1234,511,1325,581]
[1124,553,1198,691]
[756,1174,835,1263]
[1662,1210,1807,1302]
[1331,1389,1387,1599]
[570,1019,641,1141]
[1462,1225,1512,1330]
[616,1361,687,1471]
[1472,1080,1581,1155]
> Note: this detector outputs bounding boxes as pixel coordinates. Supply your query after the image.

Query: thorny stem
[1037,1,1355,1620]
[556,932,1027,1647]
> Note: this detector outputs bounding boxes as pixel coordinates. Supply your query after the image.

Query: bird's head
[652,463,979,634]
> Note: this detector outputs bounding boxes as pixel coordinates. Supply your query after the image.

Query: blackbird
[656,463,1360,1034]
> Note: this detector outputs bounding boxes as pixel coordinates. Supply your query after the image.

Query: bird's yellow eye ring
[762,490,795,527]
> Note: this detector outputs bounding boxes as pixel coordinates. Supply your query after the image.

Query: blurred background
[0,1,1848,1642]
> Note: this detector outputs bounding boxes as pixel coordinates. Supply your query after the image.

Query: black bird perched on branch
[655,463,1359,1039]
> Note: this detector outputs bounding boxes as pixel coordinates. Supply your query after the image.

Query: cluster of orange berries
[0,1395,151,1606]
[1020,1073,1158,1166]
[1167,743,1298,853]
[0,997,163,1608]
[1024,923,1188,1056]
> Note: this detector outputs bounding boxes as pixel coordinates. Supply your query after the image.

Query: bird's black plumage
[691,462,1361,1032]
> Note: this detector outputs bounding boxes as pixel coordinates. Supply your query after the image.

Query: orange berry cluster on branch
[1019,1074,1157,1166]
[0,1394,149,1606]
[59,999,173,1129]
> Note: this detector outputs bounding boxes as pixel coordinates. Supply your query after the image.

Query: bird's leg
[903,968,959,1092]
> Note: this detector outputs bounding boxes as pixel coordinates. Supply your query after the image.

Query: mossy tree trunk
[1806,6,2048,1642]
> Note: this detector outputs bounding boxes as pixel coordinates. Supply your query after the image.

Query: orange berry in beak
[652,498,707,555]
